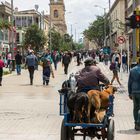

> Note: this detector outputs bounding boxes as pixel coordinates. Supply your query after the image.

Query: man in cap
[75,57,110,92]
[25,50,38,85]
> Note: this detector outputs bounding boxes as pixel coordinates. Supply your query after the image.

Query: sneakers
[135,124,140,131]
[43,81,49,85]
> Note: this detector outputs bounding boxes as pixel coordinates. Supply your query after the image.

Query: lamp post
[108,0,112,49]
[49,8,52,52]
[94,5,107,46]
[35,4,42,29]
[74,23,77,42]
[11,0,15,71]
[65,12,72,36]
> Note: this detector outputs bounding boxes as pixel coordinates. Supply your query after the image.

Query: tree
[48,28,62,50]
[83,15,109,48]
[0,20,11,30]
[23,25,47,52]
[48,29,74,51]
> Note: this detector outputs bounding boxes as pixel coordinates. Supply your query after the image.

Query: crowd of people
[0,48,129,86]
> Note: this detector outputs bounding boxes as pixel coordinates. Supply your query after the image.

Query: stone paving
[0,60,139,140]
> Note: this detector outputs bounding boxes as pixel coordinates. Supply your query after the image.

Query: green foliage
[23,25,47,52]
[0,20,11,29]
[83,15,109,48]
[48,28,74,51]
[64,33,71,42]
[74,43,84,50]
[48,28,62,50]
[3,70,10,75]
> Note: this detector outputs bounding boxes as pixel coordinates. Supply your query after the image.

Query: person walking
[104,52,109,65]
[0,55,5,86]
[110,51,121,86]
[25,50,38,85]
[52,51,59,70]
[122,51,127,72]
[110,61,121,86]
[15,51,22,75]
[62,51,71,74]
[128,58,140,131]
[41,49,54,85]
[76,52,82,66]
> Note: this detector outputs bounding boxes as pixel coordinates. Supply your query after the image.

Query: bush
[3,71,11,75]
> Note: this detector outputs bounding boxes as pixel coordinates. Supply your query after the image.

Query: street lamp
[74,23,77,42]
[65,12,72,36]
[11,0,15,71]
[34,4,42,29]
[49,7,52,52]
[108,0,112,48]
[94,5,107,46]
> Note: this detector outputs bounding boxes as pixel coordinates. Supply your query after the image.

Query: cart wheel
[61,119,74,140]
[107,119,115,140]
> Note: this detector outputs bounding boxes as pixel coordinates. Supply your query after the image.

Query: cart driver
[75,57,110,93]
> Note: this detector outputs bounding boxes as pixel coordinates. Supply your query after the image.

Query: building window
[0,30,4,40]
[28,17,32,26]
[16,33,20,43]
[4,29,8,41]
[54,10,59,18]
[22,16,27,27]
[15,16,22,27]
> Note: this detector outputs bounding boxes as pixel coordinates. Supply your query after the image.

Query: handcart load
[58,74,117,140]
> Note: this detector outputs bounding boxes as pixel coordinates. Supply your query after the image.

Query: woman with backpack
[41,49,54,85]
[110,51,121,86]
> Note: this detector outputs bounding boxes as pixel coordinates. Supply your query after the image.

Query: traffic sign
[117,36,125,44]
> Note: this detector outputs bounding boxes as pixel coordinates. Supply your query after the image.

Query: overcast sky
[3,0,115,41]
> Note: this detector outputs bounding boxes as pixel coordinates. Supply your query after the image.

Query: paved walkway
[0,60,139,140]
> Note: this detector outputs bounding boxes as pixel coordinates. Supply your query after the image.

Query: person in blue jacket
[128,58,140,131]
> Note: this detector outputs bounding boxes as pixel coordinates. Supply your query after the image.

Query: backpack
[109,63,116,71]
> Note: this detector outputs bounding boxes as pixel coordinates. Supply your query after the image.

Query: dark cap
[84,57,97,65]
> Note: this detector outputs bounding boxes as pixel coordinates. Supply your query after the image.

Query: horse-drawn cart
[59,91,115,140]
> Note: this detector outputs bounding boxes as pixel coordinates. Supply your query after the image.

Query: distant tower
[50,0,67,34]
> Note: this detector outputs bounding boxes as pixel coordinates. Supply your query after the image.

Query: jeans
[54,62,57,70]
[132,94,140,125]
[64,64,69,74]
[16,64,21,74]
[28,66,35,84]
[0,68,3,84]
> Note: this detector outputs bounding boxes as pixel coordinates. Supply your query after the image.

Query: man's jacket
[75,65,110,91]
[128,65,140,95]
[26,54,38,67]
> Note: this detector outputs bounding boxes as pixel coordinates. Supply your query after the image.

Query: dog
[69,92,89,123]
[93,109,106,124]
[87,85,117,123]
[100,85,117,109]
[87,90,101,123]
[59,81,89,123]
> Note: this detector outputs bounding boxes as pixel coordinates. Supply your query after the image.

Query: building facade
[49,0,67,35]
[106,0,125,51]
[14,9,42,47]
[0,2,12,54]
